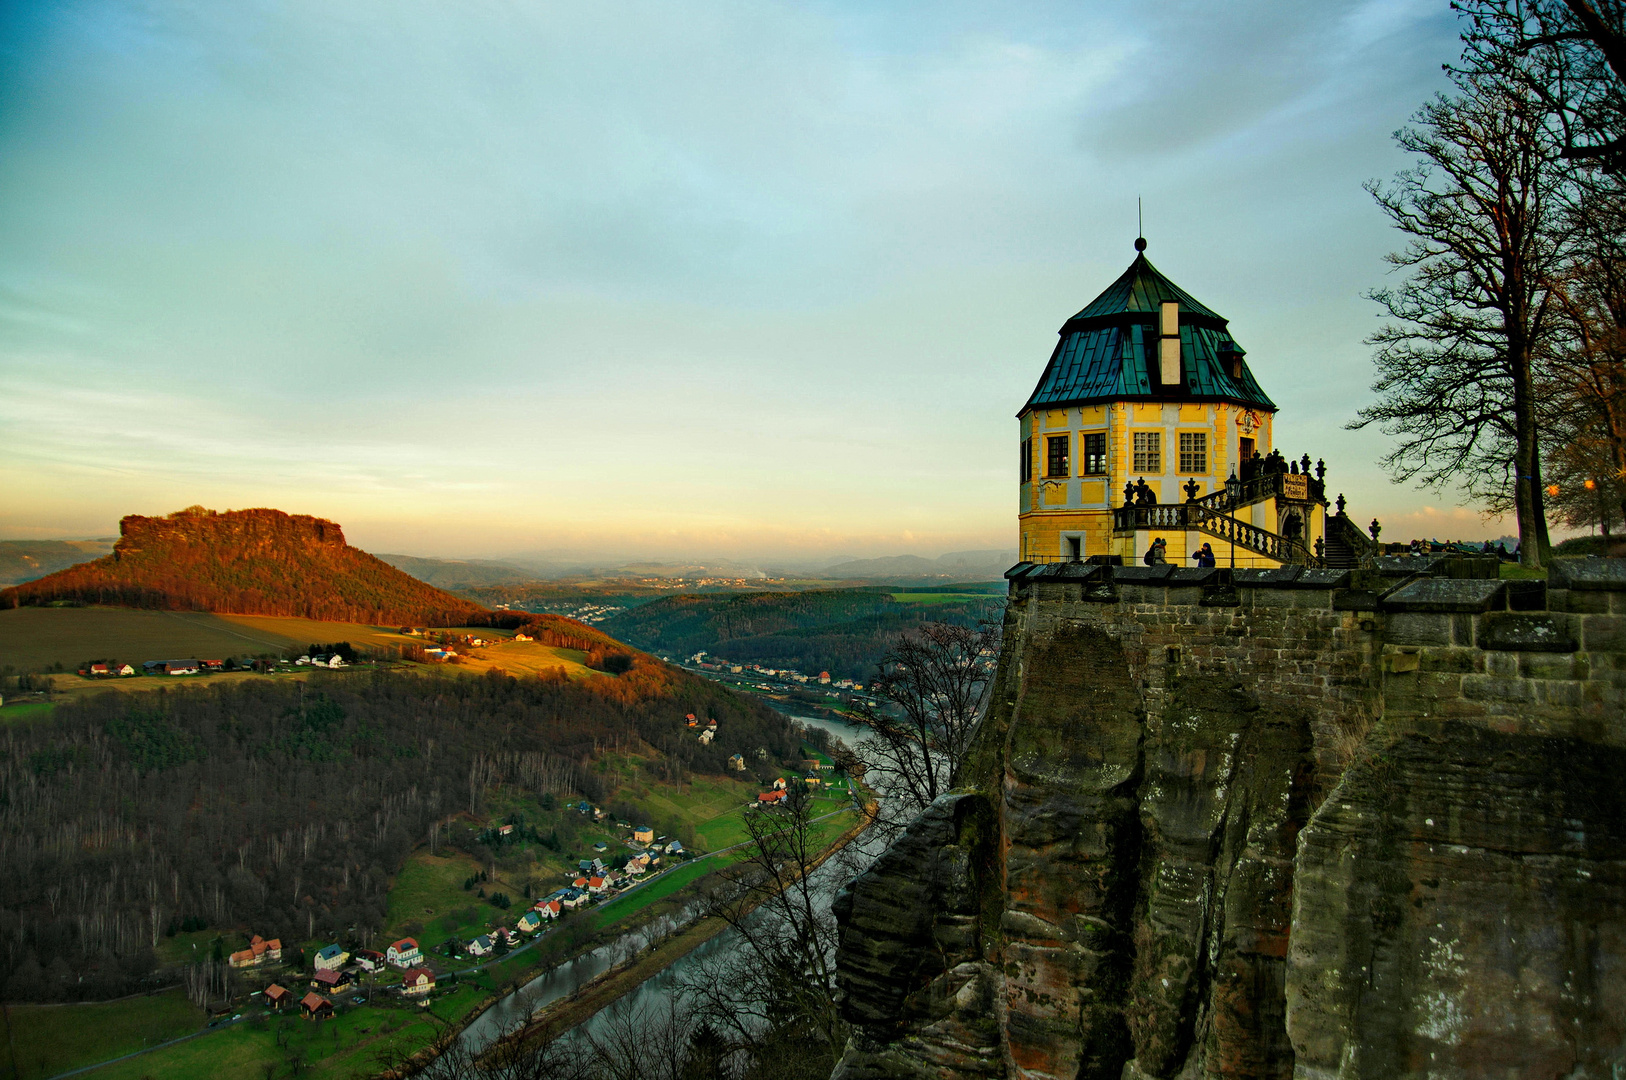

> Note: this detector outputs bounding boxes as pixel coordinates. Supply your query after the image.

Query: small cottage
[517,910,542,933]
[633,825,655,844]
[400,967,436,998]
[300,993,334,1021]
[264,984,292,1010]
[467,935,493,957]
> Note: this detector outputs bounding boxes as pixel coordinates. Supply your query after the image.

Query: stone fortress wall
[830,556,1626,1080]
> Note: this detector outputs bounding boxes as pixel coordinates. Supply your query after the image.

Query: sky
[0,0,1514,562]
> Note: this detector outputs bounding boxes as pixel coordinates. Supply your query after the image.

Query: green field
[1,989,204,1079]
[888,591,998,604]
[0,700,54,723]
[0,606,427,673]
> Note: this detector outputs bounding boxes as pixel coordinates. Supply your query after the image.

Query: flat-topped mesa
[1018,239,1339,570]
[113,506,348,559]
[830,557,1626,1080]
[1,506,487,626]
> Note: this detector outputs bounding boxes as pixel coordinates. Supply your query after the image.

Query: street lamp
[1224,470,1241,570]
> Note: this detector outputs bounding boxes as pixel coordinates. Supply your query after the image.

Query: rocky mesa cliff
[831,556,1626,1079]
[0,506,489,627]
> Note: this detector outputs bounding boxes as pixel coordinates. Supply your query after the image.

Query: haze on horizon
[0,1,1505,562]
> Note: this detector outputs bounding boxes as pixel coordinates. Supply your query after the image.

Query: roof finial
[1135,197,1146,252]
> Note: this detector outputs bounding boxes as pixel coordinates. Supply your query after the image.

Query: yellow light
[1547,484,1560,497]
[1585,479,1597,490]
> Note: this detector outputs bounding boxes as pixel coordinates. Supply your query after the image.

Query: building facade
[1018,241,1327,567]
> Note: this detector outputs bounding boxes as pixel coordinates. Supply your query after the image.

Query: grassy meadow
[0,990,205,1080]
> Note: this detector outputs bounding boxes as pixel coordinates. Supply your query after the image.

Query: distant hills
[373,552,542,588]
[0,507,489,626]
[0,539,114,585]
[603,587,1004,681]
[808,549,1015,582]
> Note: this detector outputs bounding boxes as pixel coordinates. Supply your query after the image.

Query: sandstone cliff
[0,506,488,626]
[831,557,1626,1079]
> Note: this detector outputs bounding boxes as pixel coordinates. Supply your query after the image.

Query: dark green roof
[1022,250,1276,414]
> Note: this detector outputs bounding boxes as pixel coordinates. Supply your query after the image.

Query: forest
[0,507,489,626]
[602,588,1003,681]
[0,661,807,1004]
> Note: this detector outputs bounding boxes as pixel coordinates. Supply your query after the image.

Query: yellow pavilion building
[1017,240,1332,568]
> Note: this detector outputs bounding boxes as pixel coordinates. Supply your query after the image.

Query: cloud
[0,1,1472,557]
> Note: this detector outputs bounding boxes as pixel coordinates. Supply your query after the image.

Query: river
[455,709,882,1054]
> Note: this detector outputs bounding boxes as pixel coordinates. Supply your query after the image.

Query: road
[41,801,859,1080]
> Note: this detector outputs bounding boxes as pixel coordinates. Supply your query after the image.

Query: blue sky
[0,1,1498,560]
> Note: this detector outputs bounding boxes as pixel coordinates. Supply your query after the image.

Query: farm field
[451,638,597,679]
[0,606,424,673]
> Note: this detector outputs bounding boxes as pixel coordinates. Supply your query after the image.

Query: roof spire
[1136,197,1146,251]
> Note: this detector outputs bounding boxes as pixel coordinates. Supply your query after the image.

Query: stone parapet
[831,558,1626,1080]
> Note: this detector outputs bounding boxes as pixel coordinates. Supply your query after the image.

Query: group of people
[1239,448,1306,482]
[1143,538,1217,567]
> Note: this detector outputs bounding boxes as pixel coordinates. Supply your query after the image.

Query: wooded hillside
[0,663,800,1003]
[0,507,488,627]
[602,588,1003,680]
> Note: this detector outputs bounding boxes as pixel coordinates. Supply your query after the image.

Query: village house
[467,934,493,957]
[514,632,532,641]
[386,938,421,968]
[494,927,516,947]
[227,935,281,968]
[355,949,385,972]
[561,888,587,909]
[666,840,684,855]
[587,876,607,896]
[264,984,293,1010]
[773,777,787,790]
[400,967,436,998]
[313,944,349,971]
[164,660,201,675]
[697,728,715,744]
[624,857,647,876]
[312,968,353,994]
[727,754,746,771]
[536,899,562,920]
[517,909,542,933]
[300,992,335,1021]
[633,825,655,844]
[757,790,788,805]
[498,823,515,836]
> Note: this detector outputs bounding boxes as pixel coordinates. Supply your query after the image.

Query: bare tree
[1350,74,1565,566]
[838,621,997,816]
[681,787,846,1080]
[1543,192,1626,535]
[1456,0,1626,167]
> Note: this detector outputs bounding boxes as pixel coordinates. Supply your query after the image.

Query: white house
[313,944,348,971]
[467,935,493,957]
[386,938,422,968]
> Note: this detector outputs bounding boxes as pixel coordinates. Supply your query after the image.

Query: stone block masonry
[830,558,1626,1080]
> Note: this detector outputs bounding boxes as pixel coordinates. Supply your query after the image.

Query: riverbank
[501,796,877,1055]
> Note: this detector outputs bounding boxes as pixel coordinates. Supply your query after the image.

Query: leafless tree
[1542,192,1626,535]
[1456,0,1626,168]
[680,786,846,1080]
[1350,74,1565,565]
[838,621,997,816]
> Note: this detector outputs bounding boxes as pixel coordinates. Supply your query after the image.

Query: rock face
[830,560,1626,1079]
[0,506,488,625]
